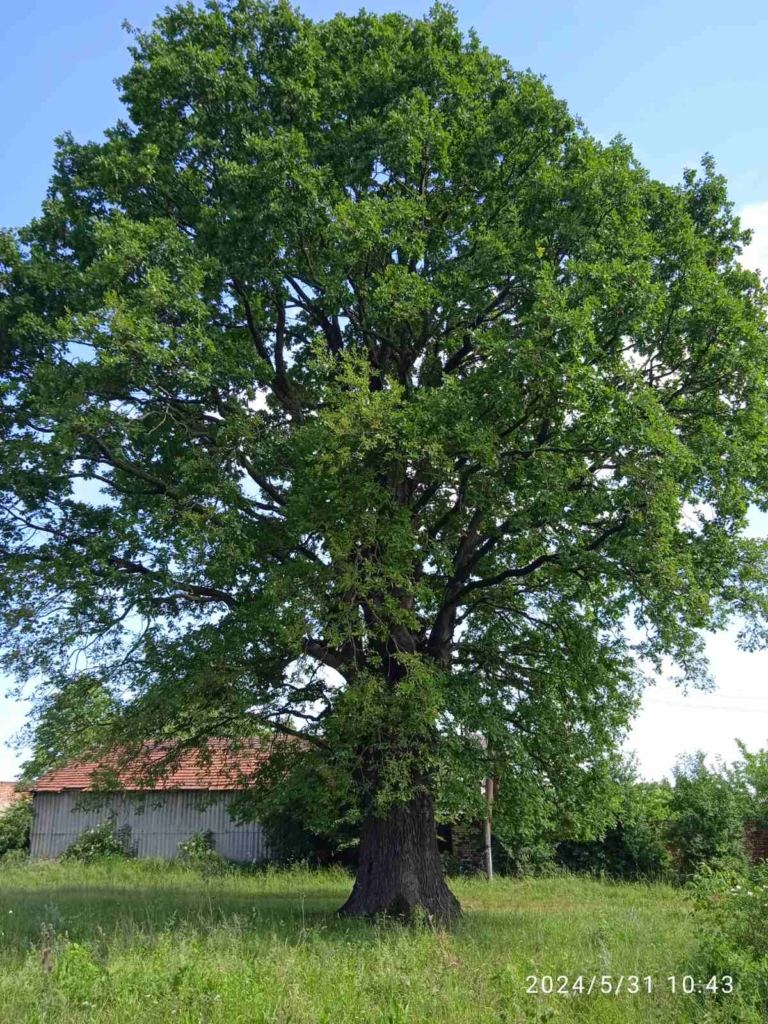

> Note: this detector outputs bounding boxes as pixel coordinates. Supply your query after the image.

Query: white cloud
[739,201,768,276]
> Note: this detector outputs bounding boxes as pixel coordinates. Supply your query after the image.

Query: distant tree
[729,739,768,821]
[2,2,768,921]
[556,758,672,878]
[620,779,674,876]
[667,752,746,874]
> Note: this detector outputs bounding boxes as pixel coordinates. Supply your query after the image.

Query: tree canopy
[2,0,768,918]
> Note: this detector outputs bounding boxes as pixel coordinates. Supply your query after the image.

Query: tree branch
[107,556,237,608]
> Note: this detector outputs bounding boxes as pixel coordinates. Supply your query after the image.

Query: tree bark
[339,788,461,925]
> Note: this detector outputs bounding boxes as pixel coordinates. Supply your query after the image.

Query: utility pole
[483,775,494,881]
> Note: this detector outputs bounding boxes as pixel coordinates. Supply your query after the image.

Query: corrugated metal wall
[30,790,274,862]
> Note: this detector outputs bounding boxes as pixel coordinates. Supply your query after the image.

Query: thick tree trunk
[339,789,461,925]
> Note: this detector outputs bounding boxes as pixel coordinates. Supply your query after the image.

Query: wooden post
[483,775,493,881]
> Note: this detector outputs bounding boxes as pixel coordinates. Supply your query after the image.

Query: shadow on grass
[0,882,352,948]
[3,865,662,955]
[0,876,509,955]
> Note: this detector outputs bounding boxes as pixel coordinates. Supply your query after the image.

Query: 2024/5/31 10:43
[525,975,734,995]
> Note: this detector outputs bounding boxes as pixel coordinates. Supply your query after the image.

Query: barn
[28,740,275,862]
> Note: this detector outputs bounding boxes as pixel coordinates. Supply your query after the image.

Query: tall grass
[0,859,707,1022]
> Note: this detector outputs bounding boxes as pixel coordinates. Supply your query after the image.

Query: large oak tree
[2,1,768,922]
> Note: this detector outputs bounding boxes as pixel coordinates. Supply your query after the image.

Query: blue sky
[2,0,768,779]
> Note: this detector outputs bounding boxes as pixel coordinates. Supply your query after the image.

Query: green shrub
[555,774,672,879]
[690,863,768,962]
[557,818,671,879]
[0,847,29,868]
[177,830,230,875]
[492,835,558,877]
[667,753,747,876]
[62,817,133,862]
[688,863,768,1018]
[0,797,32,859]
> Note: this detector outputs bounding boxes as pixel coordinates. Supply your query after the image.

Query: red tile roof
[29,739,276,793]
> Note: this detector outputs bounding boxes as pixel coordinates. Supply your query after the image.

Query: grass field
[0,860,717,1023]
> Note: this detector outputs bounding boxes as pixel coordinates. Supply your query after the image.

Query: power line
[641,699,768,713]
[644,690,768,703]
